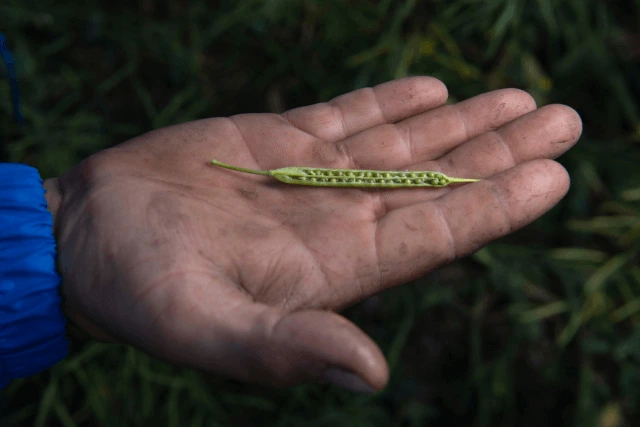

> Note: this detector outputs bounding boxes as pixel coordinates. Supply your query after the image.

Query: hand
[46,77,582,392]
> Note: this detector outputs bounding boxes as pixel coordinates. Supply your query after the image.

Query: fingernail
[322,367,377,394]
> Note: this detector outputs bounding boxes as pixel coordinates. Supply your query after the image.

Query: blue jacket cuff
[0,163,69,389]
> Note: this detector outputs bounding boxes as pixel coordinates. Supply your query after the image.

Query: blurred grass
[1,0,640,425]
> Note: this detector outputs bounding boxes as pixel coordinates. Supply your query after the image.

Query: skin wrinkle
[301,259,330,309]
[351,269,367,307]
[403,218,420,232]
[336,137,361,170]
[279,275,297,312]
[377,122,414,165]
[130,268,190,306]
[431,203,458,262]
[525,191,548,205]
[365,86,389,124]
[492,102,507,125]
[122,278,172,339]
[488,183,514,235]
[207,202,284,287]
[369,190,388,222]
[280,110,306,137]
[280,108,331,144]
[146,191,186,232]
[255,307,282,348]
[237,220,278,240]
[126,173,213,204]
[453,103,471,145]
[212,193,261,224]
[230,227,272,293]
[553,138,572,146]
[404,119,415,162]
[258,221,319,308]
[329,138,354,169]
[194,248,253,300]
[491,129,518,166]
[258,313,306,380]
[227,115,263,168]
[252,249,284,305]
[327,98,350,140]
[310,251,336,307]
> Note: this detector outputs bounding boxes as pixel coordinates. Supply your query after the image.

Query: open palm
[51,77,582,392]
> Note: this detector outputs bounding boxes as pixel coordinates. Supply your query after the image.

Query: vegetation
[1,0,639,425]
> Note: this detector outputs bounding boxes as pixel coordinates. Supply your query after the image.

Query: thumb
[260,309,389,392]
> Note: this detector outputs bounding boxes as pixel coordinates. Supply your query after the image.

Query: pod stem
[447,177,481,184]
[211,158,271,176]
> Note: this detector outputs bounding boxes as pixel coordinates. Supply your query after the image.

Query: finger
[258,309,389,392]
[380,104,582,211]
[281,76,448,142]
[219,308,388,392]
[337,88,537,170]
[375,159,569,289]
[153,290,389,392]
[439,104,583,179]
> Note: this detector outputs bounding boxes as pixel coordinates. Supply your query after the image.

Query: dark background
[1,0,640,426]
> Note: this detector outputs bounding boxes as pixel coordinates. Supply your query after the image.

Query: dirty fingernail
[322,367,377,394]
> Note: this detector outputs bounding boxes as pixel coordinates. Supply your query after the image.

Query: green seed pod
[210,159,480,188]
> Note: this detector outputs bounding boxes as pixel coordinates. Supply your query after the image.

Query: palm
[54,77,582,392]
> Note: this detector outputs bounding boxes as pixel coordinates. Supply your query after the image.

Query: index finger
[281,76,448,142]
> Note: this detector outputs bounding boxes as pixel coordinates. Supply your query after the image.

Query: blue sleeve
[0,163,69,390]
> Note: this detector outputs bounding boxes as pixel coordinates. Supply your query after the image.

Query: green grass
[1,0,640,425]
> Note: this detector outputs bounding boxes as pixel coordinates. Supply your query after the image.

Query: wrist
[42,176,121,344]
